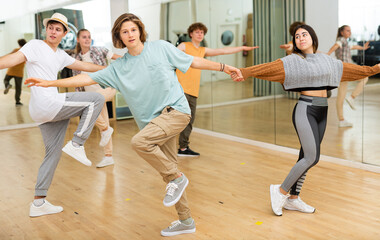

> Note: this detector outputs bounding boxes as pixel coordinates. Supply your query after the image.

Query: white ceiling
[0,0,90,21]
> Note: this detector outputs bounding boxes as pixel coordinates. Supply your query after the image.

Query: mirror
[160,0,380,166]
[0,14,35,129]
[0,0,113,130]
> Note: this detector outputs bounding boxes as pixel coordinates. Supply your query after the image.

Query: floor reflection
[0,88,33,127]
[195,77,380,165]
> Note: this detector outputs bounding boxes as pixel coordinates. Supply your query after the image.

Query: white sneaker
[284,197,315,213]
[339,120,353,128]
[270,184,288,216]
[96,156,114,168]
[345,96,356,110]
[99,126,113,147]
[29,200,63,217]
[62,141,92,166]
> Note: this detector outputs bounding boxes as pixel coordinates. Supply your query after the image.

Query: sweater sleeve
[239,59,285,84]
[341,62,380,82]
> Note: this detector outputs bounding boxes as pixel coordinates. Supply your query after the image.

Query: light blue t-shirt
[89,40,193,129]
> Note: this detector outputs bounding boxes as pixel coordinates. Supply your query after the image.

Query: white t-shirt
[80,49,113,92]
[20,40,76,124]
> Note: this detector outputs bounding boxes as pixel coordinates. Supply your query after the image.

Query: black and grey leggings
[280,95,328,195]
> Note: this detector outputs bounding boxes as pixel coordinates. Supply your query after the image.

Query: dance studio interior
[1,0,380,239]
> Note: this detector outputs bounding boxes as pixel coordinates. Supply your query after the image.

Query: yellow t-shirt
[176,42,206,97]
[6,48,25,78]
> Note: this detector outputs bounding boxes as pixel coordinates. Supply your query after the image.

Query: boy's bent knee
[131,135,146,151]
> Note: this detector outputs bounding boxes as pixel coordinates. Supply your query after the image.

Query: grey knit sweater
[281,53,343,91]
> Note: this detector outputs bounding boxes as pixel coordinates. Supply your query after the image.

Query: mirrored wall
[1,0,379,166]
[161,0,380,166]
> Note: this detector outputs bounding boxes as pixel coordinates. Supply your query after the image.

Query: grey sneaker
[283,197,315,213]
[161,219,196,237]
[163,174,189,207]
[270,184,289,216]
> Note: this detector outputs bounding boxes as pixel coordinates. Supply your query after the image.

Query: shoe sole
[283,206,316,213]
[29,208,63,217]
[339,124,353,128]
[96,162,115,168]
[161,228,196,237]
[270,185,282,216]
[30,210,63,217]
[163,178,189,207]
[62,145,92,166]
[177,154,200,157]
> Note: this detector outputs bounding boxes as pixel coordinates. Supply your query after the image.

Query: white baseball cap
[43,13,70,32]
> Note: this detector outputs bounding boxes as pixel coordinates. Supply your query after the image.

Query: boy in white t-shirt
[0,13,106,217]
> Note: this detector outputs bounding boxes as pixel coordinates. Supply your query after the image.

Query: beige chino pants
[131,107,191,220]
[88,86,117,155]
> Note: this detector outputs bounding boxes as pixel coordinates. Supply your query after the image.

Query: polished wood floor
[1,120,380,239]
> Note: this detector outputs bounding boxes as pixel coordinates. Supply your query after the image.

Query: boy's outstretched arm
[25,74,97,88]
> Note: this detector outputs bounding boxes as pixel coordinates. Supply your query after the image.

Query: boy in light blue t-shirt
[25,13,241,237]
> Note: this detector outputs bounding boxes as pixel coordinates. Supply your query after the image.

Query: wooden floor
[1,120,380,239]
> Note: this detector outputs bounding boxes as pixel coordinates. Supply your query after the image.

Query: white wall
[128,0,162,41]
[339,0,380,41]
[0,0,90,21]
[305,0,339,53]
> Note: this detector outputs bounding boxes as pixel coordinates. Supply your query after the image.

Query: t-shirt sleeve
[335,40,343,48]
[160,40,193,73]
[61,51,76,69]
[19,40,38,63]
[88,64,119,90]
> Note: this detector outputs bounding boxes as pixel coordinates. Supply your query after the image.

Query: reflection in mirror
[159,0,380,167]
[207,0,276,143]
[0,14,34,129]
[0,0,112,130]
[337,0,380,165]
[161,0,214,132]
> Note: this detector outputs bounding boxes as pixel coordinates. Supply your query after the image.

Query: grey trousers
[35,92,105,196]
[281,96,328,195]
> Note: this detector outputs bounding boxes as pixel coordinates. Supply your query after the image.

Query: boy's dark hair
[18,39,27,47]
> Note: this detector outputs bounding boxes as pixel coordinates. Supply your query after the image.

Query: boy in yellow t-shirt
[176,22,258,157]
[3,39,27,105]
